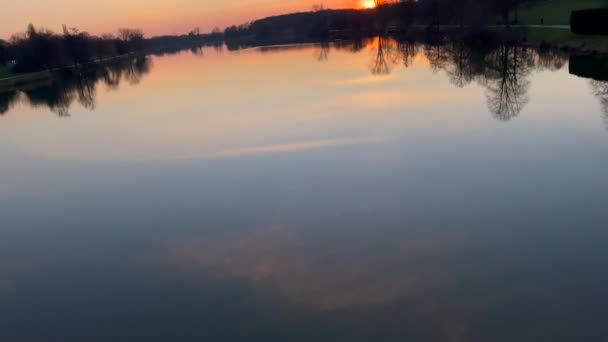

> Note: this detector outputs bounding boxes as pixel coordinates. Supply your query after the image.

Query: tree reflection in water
[6,38,601,125]
[482,45,533,121]
[314,42,330,61]
[568,54,608,130]
[0,56,152,116]
[590,81,608,129]
[355,37,568,121]
[370,37,392,75]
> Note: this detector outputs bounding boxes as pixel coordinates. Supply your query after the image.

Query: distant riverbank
[4,26,608,93]
[0,53,139,92]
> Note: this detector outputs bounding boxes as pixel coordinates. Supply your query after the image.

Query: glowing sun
[360,0,377,9]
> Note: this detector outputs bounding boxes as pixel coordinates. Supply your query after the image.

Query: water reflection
[482,45,533,121]
[144,225,457,312]
[2,37,608,342]
[369,37,394,75]
[590,81,608,129]
[314,42,330,61]
[5,37,608,126]
[0,56,151,116]
[398,39,418,69]
[362,38,568,121]
[569,54,608,129]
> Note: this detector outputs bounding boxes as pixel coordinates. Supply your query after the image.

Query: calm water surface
[1,39,608,341]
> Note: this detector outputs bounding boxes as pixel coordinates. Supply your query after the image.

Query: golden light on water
[360,0,376,9]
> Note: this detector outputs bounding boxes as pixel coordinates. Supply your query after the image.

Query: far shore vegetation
[2,0,608,83]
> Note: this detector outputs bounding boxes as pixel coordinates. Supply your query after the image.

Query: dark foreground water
[1,38,608,341]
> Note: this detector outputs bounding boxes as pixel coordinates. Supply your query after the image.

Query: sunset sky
[1,0,367,39]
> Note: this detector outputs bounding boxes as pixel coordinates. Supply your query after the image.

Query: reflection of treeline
[224,0,532,47]
[358,36,568,121]
[0,24,224,74]
[0,56,151,116]
[570,54,608,129]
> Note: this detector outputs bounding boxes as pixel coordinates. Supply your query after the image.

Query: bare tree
[424,43,450,73]
[315,42,330,61]
[370,37,396,75]
[482,44,533,121]
[373,0,391,7]
[444,42,476,88]
[397,39,418,68]
[590,80,608,130]
[118,28,145,53]
[312,3,325,12]
[0,91,18,115]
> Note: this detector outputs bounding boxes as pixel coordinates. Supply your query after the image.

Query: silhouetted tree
[0,39,7,66]
[0,90,18,115]
[535,48,568,72]
[189,27,201,37]
[370,37,392,75]
[10,24,65,72]
[96,34,119,61]
[444,41,476,87]
[118,28,145,54]
[3,24,156,74]
[315,42,330,61]
[424,42,450,72]
[482,44,533,120]
[397,38,418,68]
[590,80,608,130]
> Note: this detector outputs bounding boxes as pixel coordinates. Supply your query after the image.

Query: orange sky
[1,0,367,39]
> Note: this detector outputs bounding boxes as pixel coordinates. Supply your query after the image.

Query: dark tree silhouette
[118,28,145,54]
[424,42,450,73]
[315,42,330,61]
[589,80,608,130]
[482,44,533,120]
[443,42,476,87]
[4,24,150,74]
[2,56,151,116]
[0,90,19,115]
[370,37,392,75]
[535,48,568,72]
[0,39,8,66]
[397,39,418,68]
[334,37,371,54]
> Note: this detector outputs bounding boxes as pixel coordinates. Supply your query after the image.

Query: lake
[1,38,608,341]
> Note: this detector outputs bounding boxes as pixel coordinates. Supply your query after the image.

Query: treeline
[224,9,375,44]
[0,24,224,74]
[1,24,145,73]
[146,28,223,56]
[224,0,535,46]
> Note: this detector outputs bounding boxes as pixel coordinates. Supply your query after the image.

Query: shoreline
[3,28,608,92]
[0,53,137,91]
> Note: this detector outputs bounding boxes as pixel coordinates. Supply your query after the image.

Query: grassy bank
[519,0,606,25]
[0,53,137,92]
[0,70,53,92]
[0,66,11,79]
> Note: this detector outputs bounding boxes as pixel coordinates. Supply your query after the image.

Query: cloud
[138,224,467,311]
[136,136,382,162]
